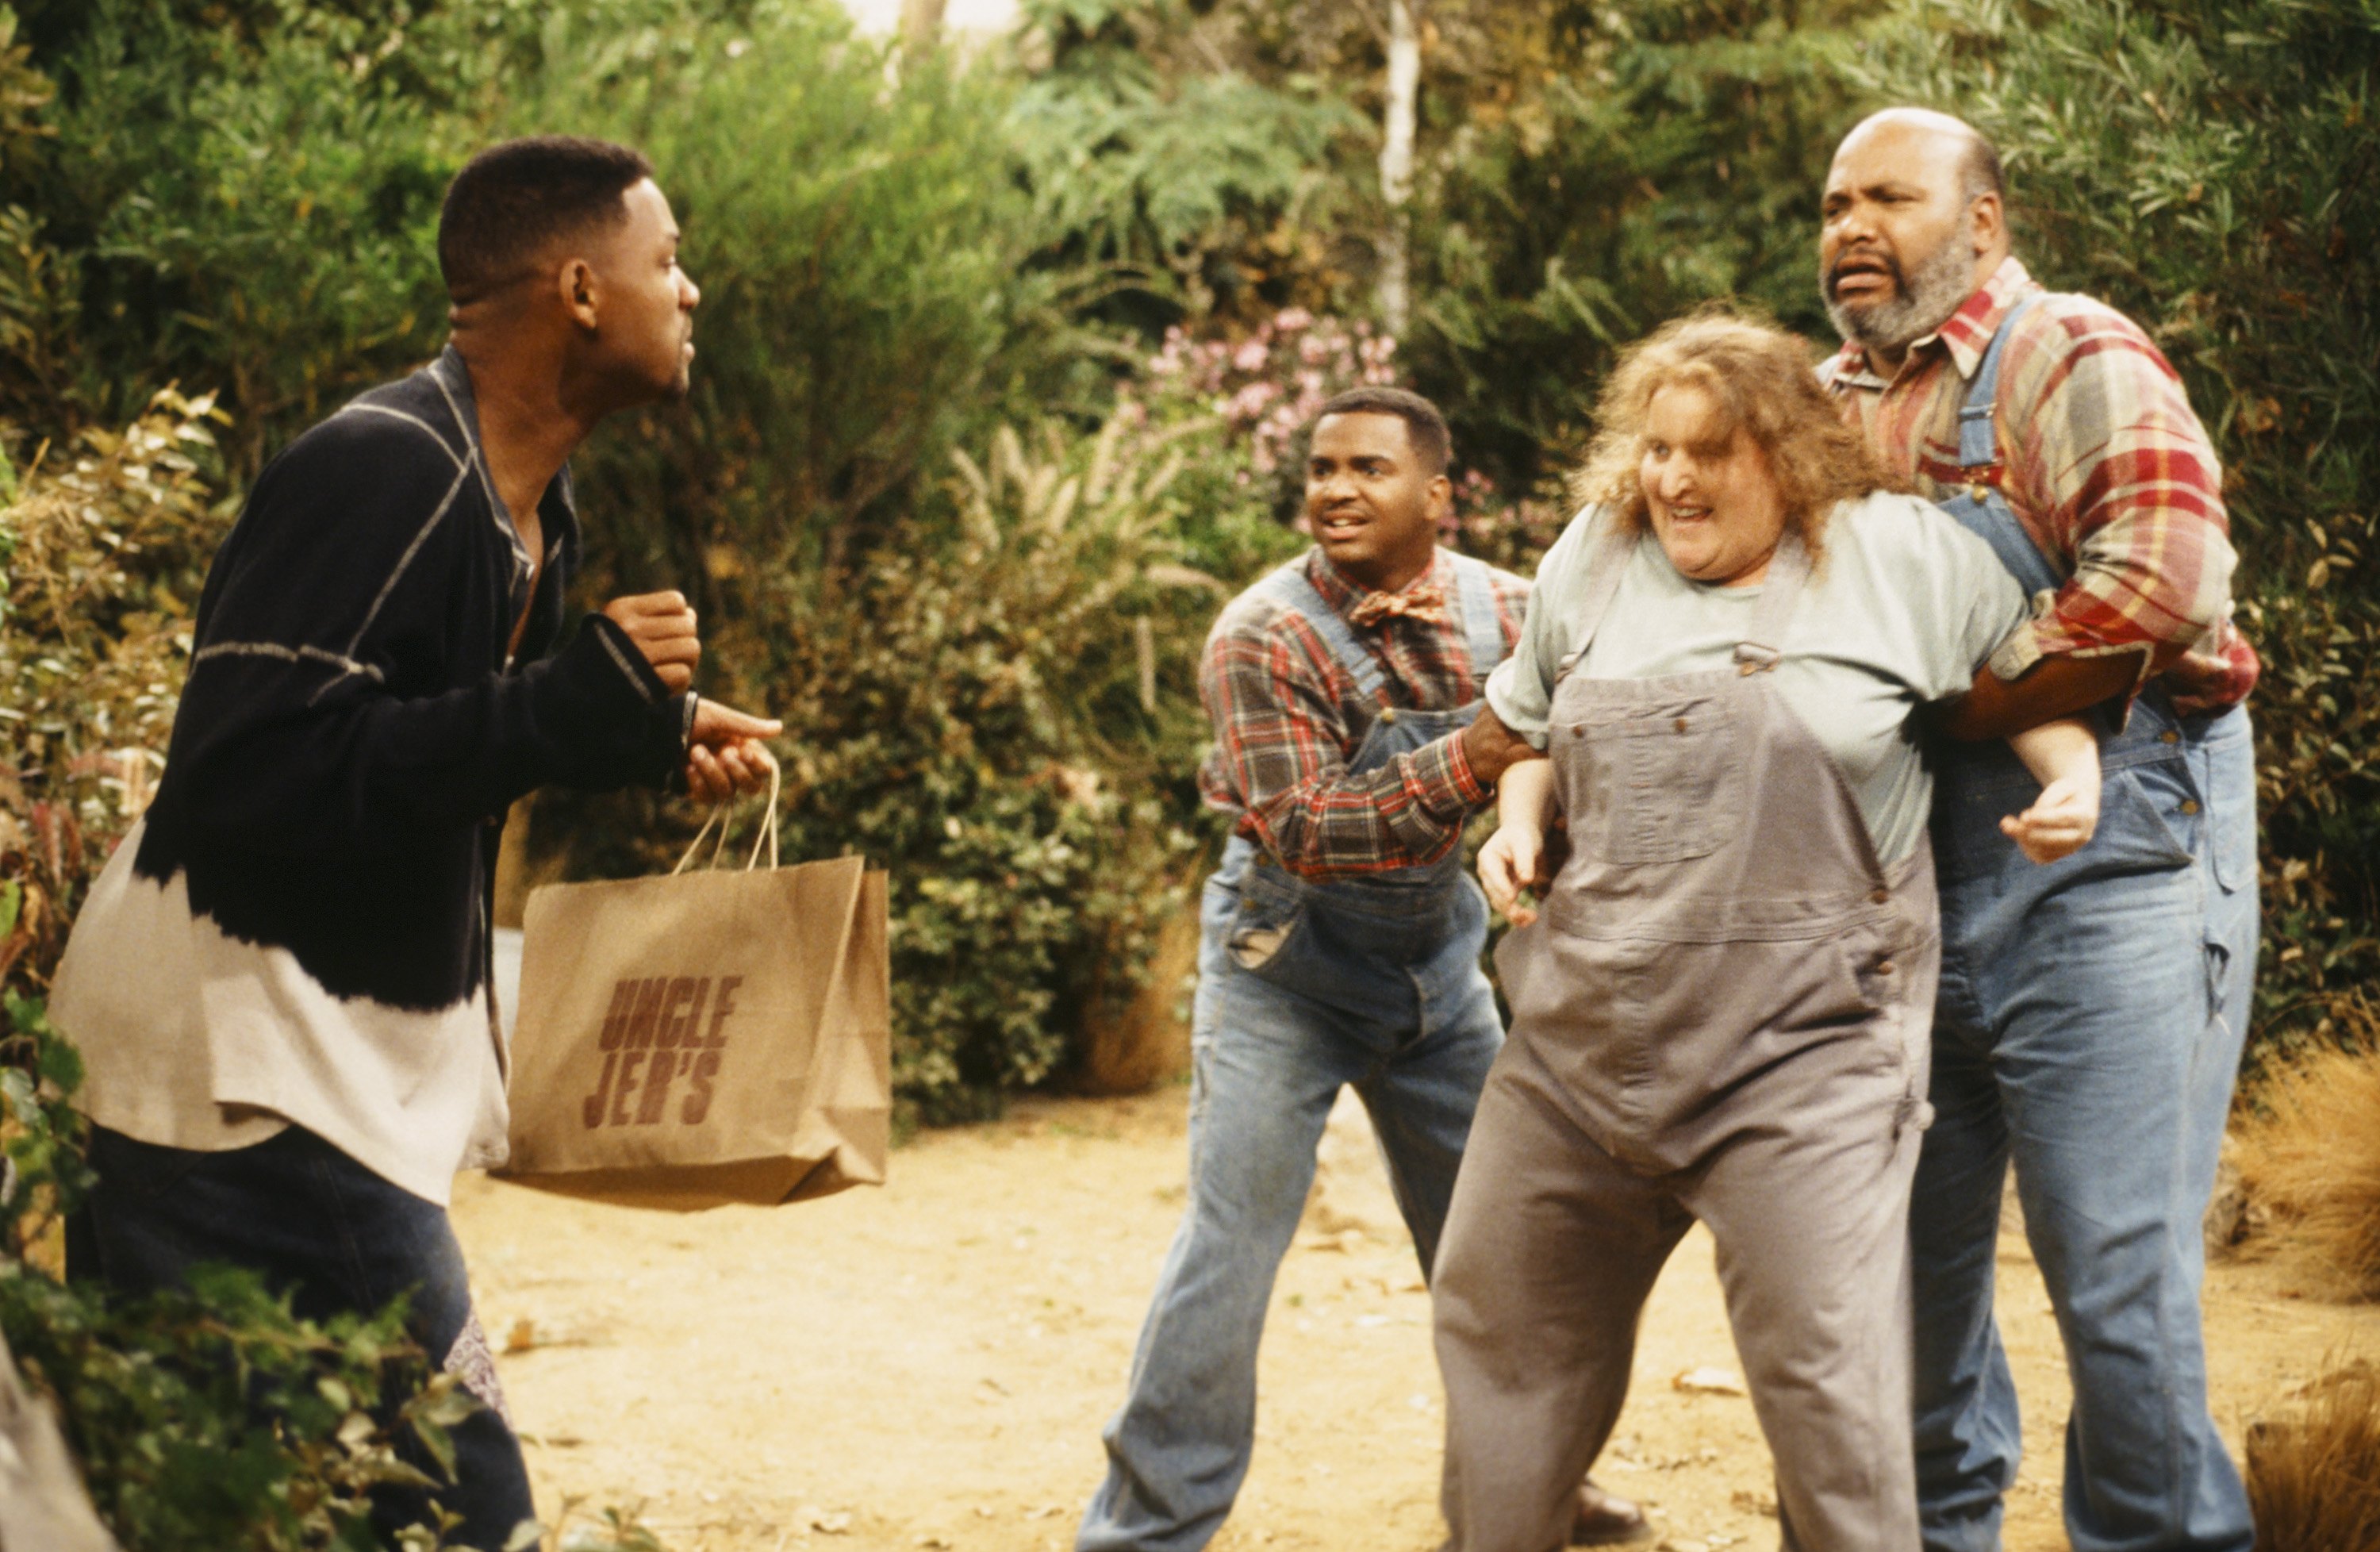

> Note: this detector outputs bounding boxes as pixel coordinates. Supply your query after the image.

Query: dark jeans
[72,1124,536,1552]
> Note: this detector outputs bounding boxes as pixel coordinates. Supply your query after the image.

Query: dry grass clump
[1076,905,1198,1095]
[2245,1358,2380,1552]
[2232,1041,2380,1299]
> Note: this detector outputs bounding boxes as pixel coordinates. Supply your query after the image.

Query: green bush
[1856,0,2380,1055]
[21,0,1077,513]
[0,388,228,989]
[505,1,1096,590]
[774,423,1229,1121]
[23,0,466,466]
[1406,0,1894,490]
[1008,0,1367,324]
[4,1218,480,1552]
[1,994,492,1552]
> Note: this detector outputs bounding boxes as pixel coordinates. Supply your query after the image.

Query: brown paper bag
[500,795,889,1209]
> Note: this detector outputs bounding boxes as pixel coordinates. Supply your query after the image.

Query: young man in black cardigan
[53,137,778,1549]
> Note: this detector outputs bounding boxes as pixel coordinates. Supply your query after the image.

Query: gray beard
[1825,238,1976,358]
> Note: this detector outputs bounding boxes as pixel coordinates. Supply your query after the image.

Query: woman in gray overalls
[1431,313,2103,1552]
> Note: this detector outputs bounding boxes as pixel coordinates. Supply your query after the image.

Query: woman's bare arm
[2002,717,2102,863]
[1479,755,1557,923]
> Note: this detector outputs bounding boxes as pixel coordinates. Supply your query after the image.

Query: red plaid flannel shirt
[1197,547,1529,878]
[1824,257,2257,712]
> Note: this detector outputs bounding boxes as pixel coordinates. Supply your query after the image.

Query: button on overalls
[1081,554,1512,1552]
[1913,300,2258,1552]
[1434,532,1936,1552]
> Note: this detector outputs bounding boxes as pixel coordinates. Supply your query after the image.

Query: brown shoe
[1571,1478,1653,1546]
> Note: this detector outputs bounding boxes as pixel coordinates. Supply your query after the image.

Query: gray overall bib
[1081,552,1512,1552]
[1433,532,1937,1552]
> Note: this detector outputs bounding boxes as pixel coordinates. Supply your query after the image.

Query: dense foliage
[521,2,1098,590]
[1403,1,1897,483]
[4,1247,484,1552]
[1857,0,2380,1051]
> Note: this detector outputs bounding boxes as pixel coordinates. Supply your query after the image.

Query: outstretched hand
[2002,772,2100,864]
[685,699,782,805]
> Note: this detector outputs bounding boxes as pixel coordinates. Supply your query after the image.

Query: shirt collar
[429,342,575,567]
[1305,545,1451,617]
[429,344,486,465]
[1827,255,2040,386]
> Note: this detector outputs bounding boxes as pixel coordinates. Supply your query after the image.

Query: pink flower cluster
[1127,309,1401,475]
[1115,312,1557,552]
[1453,466,1565,551]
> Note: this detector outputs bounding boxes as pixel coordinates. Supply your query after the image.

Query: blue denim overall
[1914,298,2259,1552]
[1079,554,1511,1552]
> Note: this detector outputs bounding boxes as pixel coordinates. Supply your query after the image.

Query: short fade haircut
[1313,386,1452,474]
[438,136,654,302]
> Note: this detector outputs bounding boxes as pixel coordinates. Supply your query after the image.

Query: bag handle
[670,757,782,876]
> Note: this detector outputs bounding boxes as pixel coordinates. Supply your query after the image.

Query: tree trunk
[1376,0,1420,338]
[900,0,947,52]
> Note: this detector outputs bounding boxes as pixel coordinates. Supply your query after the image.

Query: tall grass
[2232,1031,2380,1300]
[2245,1358,2380,1552]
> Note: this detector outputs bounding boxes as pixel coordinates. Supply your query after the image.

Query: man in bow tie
[1078,388,1646,1551]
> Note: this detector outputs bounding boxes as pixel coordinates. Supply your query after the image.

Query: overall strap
[1257,559,1388,701]
[1734,532,1812,674]
[1953,295,2066,597]
[1554,520,1637,678]
[1449,554,1507,681]
[1957,294,2041,470]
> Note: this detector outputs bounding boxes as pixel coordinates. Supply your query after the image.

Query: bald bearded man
[1817,110,2258,1552]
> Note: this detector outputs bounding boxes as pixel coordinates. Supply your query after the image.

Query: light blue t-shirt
[1485,492,2032,863]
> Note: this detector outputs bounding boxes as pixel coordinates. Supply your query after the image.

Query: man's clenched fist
[600,591,779,803]
[603,590,701,693]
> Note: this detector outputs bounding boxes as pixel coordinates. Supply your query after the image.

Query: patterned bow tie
[1346,582,1449,630]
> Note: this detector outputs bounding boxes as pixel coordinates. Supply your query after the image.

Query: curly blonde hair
[1568,306,1906,567]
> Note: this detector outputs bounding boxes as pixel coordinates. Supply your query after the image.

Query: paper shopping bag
[499,800,889,1210]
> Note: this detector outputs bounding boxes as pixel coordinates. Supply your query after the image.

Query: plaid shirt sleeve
[1990,299,2251,698]
[1199,618,1488,880]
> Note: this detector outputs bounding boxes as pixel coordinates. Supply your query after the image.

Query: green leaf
[0,1066,37,1126]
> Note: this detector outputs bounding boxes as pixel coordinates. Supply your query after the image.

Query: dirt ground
[451,1088,2375,1552]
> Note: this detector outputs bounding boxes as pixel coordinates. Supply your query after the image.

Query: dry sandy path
[451,1089,2372,1552]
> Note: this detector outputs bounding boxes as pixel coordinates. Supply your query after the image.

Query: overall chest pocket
[1564,693,1743,866]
